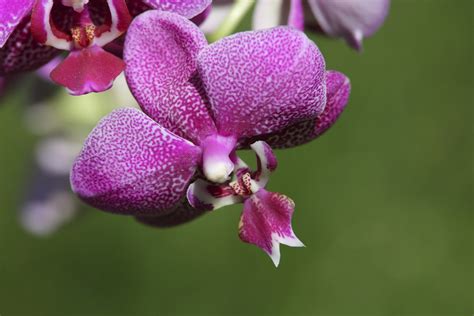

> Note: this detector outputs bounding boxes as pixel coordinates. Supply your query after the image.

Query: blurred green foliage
[0,1,472,315]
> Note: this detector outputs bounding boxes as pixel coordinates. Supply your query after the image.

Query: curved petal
[71,108,202,216]
[190,4,211,26]
[50,46,125,95]
[197,27,326,140]
[136,198,207,228]
[239,189,304,267]
[250,70,351,149]
[308,0,390,50]
[0,0,34,47]
[124,10,216,144]
[140,0,211,18]
[0,16,60,75]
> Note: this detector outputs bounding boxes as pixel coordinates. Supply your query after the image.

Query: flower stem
[208,0,255,42]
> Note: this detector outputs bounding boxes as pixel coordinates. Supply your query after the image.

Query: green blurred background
[0,1,472,315]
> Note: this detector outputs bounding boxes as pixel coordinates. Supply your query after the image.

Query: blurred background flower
[205,0,390,50]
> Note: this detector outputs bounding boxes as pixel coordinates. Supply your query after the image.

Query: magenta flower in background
[70,11,350,265]
[0,0,211,95]
[207,0,390,51]
[306,0,391,50]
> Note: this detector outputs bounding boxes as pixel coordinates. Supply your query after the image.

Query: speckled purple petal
[0,16,59,75]
[124,10,216,144]
[197,26,326,140]
[308,0,390,50]
[254,70,350,149]
[239,189,304,267]
[71,108,202,216]
[136,198,207,228]
[140,0,211,18]
[0,0,34,47]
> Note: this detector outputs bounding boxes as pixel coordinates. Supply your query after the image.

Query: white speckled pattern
[124,10,216,144]
[197,27,327,139]
[71,108,202,216]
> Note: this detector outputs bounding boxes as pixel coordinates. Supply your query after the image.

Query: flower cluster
[0,1,390,265]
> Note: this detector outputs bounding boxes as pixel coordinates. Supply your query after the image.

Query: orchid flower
[70,11,350,265]
[0,0,211,95]
[206,0,390,50]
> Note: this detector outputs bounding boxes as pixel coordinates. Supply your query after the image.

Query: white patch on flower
[269,232,305,267]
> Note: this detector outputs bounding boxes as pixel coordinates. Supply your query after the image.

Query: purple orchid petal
[308,0,390,50]
[246,70,350,149]
[50,46,124,95]
[250,141,277,188]
[313,70,351,136]
[288,0,304,30]
[0,0,34,47]
[197,26,326,139]
[239,189,304,267]
[0,16,59,75]
[136,198,207,227]
[140,0,211,18]
[124,10,216,144]
[71,108,202,216]
[190,4,211,26]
